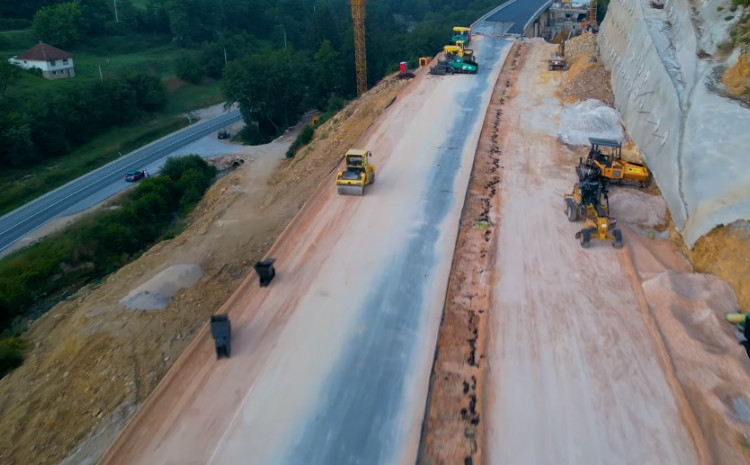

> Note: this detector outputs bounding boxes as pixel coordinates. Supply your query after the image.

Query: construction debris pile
[558,99,622,146]
[561,34,614,106]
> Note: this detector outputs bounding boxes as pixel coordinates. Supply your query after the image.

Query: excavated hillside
[0,75,410,465]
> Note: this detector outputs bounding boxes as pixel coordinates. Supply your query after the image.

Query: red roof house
[9,41,75,80]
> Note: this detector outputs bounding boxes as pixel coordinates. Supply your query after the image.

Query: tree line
[0,72,166,167]
[0,0,507,162]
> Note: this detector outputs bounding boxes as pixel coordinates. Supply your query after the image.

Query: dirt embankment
[679,221,750,311]
[722,52,750,103]
[0,76,409,465]
[560,33,615,107]
[418,41,524,465]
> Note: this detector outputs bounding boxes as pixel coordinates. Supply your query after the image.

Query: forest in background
[0,0,501,152]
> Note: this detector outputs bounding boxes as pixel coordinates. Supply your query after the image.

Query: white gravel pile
[558,99,623,146]
[121,264,203,310]
[609,189,667,229]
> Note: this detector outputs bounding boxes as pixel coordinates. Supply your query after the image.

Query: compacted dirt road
[98,35,511,465]
[484,41,704,464]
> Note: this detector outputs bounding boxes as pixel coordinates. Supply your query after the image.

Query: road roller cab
[335,149,375,196]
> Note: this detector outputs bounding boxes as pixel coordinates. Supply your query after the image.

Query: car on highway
[124,169,146,182]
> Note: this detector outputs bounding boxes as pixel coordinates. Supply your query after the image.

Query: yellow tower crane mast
[350,0,367,96]
[589,0,598,26]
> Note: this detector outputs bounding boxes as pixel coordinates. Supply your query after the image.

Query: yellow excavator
[335,149,375,195]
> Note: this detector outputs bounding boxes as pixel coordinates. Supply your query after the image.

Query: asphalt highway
[483,0,554,34]
[0,108,241,254]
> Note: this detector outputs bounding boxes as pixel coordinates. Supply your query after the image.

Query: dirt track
[484,41,706,464]
[98,35,512,465]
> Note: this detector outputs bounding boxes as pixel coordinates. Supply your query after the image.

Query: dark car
[125,169,146,182]
[218,129,230,139]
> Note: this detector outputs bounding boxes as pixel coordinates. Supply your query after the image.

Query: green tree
[0,60,19,97]
[222,48,308,139]
[200,41,228,79]
[312,40,345,107]
[173,52,205,84]
[1,123,33,167]
[32,2,84,47]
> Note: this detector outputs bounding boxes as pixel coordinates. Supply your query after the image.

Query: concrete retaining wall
[598,0,750,247]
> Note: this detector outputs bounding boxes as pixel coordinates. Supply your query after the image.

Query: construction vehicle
[565,180,623,248]
[581,137,651,187]
[726,313,750,358]
[548,39,567,70]
[210,315,231,358]
[429,45,478,75]
[549,53,567,71]
[454,41,476,61]
[564,179,609,222]
[449,26,471,46]
[336,149,375,195]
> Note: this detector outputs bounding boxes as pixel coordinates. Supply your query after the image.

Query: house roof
[17,42,72,61]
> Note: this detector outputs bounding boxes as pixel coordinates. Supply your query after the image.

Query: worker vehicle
[335,149,375,195]
[582,137,651,187]
[429,45,478,75]
[449,27,471,46]
[564,179,609,222]
[548,53,567,71]
[210,315,231,358]
[726,313,750,358]
[565,180,623,248]
[454,41,476,61]
[124,169,146,182]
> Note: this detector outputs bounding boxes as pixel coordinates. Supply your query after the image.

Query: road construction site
[2,19,750,465]
[99,33,511,465]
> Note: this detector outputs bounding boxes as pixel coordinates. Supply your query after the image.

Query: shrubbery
[0,19,31,30]
[285,125,315,158]
[0,155,215,376]
[0,71,167,167]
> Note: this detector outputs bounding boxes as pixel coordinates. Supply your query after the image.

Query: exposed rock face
[599,0,750,247]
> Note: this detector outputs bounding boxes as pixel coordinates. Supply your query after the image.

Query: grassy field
[0,30,225,214]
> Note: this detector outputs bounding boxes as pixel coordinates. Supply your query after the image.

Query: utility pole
[350,0,367,96]
[113,0,119,23]
[283,27,287,48]
[224,47,228,64]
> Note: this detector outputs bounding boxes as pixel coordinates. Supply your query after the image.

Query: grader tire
[612,229,623,249]
[580,229,591,248]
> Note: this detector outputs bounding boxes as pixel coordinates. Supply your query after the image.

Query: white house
[9,41,75,80]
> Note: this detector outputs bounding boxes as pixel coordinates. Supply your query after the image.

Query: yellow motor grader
[564,180,623,249]
[335,149,375,196]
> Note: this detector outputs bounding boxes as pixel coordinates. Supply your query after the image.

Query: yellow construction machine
[449,26,472,46]
[454,41,476,61]
[564,179,609,222]
[582,137,651,187]
[335,149,375,195]
[564,180,623,248]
